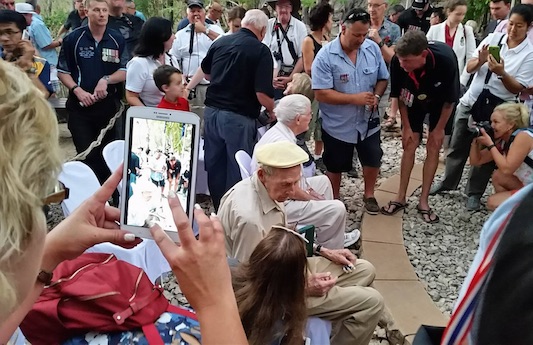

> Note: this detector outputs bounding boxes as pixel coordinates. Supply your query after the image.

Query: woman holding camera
[469,102,533,210]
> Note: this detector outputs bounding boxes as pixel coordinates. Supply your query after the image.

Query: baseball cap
[412,0,428,10]
[187,0,204,9]
[15,3,35,14]
[256,142,308,169]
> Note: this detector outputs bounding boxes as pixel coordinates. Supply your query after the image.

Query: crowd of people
[2,0,533,343]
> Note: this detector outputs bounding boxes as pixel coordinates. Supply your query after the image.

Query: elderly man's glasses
[0,29,20,37]
[42,182,69,205]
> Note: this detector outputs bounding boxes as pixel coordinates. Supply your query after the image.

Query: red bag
[20,253,178,344]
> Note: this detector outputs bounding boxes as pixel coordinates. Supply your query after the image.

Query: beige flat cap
[256,141,308,168]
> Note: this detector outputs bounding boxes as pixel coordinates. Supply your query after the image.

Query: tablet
[120,106,200,241]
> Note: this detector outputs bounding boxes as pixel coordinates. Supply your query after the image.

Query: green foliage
[42,9,69,37]
[165,122,184,154]
[466,0,489,22]
[301,0,315,9]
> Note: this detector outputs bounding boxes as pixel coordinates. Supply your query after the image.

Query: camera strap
[482,34,505,89]
[274,19,298,65]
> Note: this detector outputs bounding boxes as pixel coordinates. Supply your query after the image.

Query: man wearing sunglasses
[312,8,389,215]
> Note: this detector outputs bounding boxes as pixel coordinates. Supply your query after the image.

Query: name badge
[340,74,349,83]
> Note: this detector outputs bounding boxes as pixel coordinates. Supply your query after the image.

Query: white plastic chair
[58,161,170,283]
[102,140,125,197]
[235,150,252,179]
[58,161,103,216]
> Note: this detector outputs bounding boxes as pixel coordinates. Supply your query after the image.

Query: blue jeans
[204,106,257,210]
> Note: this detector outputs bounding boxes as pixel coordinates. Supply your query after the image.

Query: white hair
[274,94,311,125]
[242,9,268,30]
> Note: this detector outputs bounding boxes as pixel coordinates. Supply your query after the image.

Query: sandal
[380,201,408,216]
[382,116,396,128]
[417,205,440,224]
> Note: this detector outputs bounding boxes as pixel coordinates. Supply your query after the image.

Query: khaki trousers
[307,258,384,345]
[285,175,346,249]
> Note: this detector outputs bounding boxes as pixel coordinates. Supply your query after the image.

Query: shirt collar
[252,173,284,215]
[503,34,531,54]
[330,36,371,57]
[275,122,297,142]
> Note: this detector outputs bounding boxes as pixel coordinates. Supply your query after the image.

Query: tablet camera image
[124,117,195,232]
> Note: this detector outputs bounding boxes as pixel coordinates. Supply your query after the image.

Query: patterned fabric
[377,19,401,47]
[63,311,201,345]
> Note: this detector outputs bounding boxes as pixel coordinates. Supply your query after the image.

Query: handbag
[20,253,200,345]
[469,34,508,122]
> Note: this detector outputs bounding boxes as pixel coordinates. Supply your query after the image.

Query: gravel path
[403,170,491,316]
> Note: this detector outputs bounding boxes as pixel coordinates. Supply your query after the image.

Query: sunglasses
[345,11,370,22]
[42,182,69,205]
[272,225,309,243]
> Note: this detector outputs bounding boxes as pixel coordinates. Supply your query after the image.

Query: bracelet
[374,94,382,101]
[486,144,496,151]
[70,85,79,92]
[37,269,53,286]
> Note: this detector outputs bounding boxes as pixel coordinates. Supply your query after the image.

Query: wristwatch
[101,75,110,83]
[205,28,210,35]
[378,40,385,48]
[374,94,382,101]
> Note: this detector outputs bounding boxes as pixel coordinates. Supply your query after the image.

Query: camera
[468,121,493,137]
[185,77,196,101]
[273,50,283,61]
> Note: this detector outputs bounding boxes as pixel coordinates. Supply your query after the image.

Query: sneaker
[344,229,361,247]
[363,197,380,215]
[315,157,327,172]
[466,195,481,211]
[347,168,359,178]
[429,182,452,195]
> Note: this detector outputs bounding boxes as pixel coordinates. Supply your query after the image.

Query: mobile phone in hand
[489,46,501,63]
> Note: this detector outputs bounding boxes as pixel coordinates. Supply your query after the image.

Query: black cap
[187,0,204,8]
[412,0,428,10]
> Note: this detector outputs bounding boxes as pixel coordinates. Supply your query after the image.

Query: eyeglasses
[0,29,20,37]
[345,11,370,22]
[368,3,385,9]
[211,8,223,13]
[42,182,70,205]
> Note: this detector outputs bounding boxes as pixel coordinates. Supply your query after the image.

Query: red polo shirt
[157,97,190,111]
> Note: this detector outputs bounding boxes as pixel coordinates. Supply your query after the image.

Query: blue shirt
[58,26,127,96]
[29,13,58,66]
[311,37,389,144]
[378,19,401,47]
[133,10,146,21]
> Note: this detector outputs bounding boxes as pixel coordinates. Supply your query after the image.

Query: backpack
[505,128,533,169]
[20,253,200,345]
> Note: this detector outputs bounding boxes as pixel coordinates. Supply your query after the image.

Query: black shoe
[315,157,326,172]
[347,168,359,178]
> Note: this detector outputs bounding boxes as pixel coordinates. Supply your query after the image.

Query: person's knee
[492,169,504,186]
[356,259,377,282]
[366,288,385,315]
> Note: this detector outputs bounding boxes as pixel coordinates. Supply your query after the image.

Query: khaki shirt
[219,173,287,262]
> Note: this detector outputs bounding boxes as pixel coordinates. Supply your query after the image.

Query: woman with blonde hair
[470,102,533,210]
[0,59,247,344]
[232,226,308,345]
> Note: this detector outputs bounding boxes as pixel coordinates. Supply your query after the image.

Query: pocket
[362,66,379,87]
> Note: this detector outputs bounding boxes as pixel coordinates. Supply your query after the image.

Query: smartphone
[488,45,501,63]
[22,30,29,40]
[120,106,200,242]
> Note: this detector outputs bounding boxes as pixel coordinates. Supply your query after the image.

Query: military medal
[418,94,427,101]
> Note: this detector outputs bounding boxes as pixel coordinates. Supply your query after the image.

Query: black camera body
[272,50,283,62]
[468,121,493,137]
[185,76,197,101]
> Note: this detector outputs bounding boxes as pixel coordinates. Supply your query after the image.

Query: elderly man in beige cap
[251,94,360,249]
[218,141,384,345]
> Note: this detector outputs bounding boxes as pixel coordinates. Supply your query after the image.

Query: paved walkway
[362,163,449,342]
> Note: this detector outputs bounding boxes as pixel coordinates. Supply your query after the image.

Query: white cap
[15,3,35,14]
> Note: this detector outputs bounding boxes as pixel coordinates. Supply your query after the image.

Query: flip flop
[417,206,440,224]
[380,201,408,216]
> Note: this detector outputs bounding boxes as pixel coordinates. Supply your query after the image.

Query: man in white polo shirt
[171,0,224,128]
[262,0,308,99]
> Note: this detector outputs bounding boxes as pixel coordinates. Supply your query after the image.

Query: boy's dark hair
[153,65,182,92]
[389,4,405,15]
[394,30,428,57]
[0,10,27,31]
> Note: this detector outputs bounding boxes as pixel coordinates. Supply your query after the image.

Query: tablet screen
[123,116,196,232]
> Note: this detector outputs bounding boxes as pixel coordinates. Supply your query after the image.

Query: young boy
[153,65,190,111]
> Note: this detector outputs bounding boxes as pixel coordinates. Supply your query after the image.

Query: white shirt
[251,122,296,172]
[262,16,308,67]
[171,23,224,83]
[125,54,179,107]
[426,22,476,83]
[461,33,533,107]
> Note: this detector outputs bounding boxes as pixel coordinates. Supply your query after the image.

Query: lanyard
[407,48,435,90]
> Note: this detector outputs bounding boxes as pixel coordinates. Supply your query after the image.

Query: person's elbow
[314,89,328,102]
